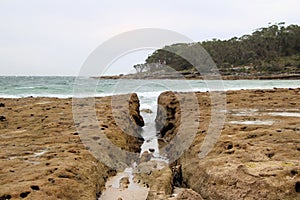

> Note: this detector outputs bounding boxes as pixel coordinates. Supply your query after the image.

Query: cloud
[0,0,299,75]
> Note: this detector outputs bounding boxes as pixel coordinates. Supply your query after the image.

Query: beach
[0,86,299,199]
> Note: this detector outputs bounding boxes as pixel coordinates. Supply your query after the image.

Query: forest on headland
[133,22,300,77]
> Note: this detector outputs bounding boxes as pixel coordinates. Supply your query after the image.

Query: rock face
[172,188,204,200]
[133,161,173,200]
[155,88,300,199]
[110,93,145,139]
[129,93,145,127]
[156,91,200,163]
[171,165,183,187]
[155,91,179,140]
[0,93,144,199]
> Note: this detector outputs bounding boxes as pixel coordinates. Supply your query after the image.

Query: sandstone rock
[0,94,144,199]
[156,88,300,199]
[119,177,130,189]
[171,165,183,187]
[174,188,204,200]
[129,93,145,127]
[155,91,179,139]
[155,91,199,162]
[133,161,173,200]
[140,151,152,163]
[141,108,153,113]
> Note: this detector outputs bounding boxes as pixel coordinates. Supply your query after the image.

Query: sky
[1,0,300,76]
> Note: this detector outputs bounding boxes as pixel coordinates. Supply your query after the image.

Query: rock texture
[172,188,204,200]
[156,88,300,199]
[155,91,179,139]
[0,93,144,199]
[129,93,145,127]
[133,161,173,199]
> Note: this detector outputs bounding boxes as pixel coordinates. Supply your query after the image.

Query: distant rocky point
[96,70,300,80]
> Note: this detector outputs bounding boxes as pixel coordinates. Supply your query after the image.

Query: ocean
[1,76,299,99]
[1,76,299,117]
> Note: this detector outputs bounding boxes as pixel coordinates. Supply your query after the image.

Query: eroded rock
[155,88,300,199]
[0,94,145,199]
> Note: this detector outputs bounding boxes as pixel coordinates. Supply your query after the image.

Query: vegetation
[134,23,300,76]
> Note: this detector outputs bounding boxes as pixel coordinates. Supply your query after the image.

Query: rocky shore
[156,88,300,199]
[0,93,144,199]
[96,72,300,80]
[1,88,300,199]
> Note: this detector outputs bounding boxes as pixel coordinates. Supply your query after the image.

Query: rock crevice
[154,89,300,200]
[0,93,145,200]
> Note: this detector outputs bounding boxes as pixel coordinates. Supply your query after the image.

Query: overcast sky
[1,0,300,76]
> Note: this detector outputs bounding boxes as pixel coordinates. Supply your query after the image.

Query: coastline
[95,73,300,80]
[0,87,300,199]
[0,94,144,199]
[156,88,300,199]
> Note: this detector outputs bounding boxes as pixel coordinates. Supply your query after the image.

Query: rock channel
[1,88,300,199]
[0,93,144,199]
[155,88,300,199]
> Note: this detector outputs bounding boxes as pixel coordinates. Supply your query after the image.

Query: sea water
[0,76,299,99]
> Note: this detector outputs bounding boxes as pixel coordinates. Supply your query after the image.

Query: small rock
[141,108,153,113]
[119,177,130,189]
[175,188,204,200]
[140,151,152,163]
[0,103,5,107]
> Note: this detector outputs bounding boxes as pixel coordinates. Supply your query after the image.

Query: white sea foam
[229,120,275,125]
[1,77,299,98]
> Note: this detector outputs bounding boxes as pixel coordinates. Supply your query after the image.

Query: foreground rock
[171,188,204,200]
[156,88,300,199]
[0,93,144,199]
[133,161,173,199]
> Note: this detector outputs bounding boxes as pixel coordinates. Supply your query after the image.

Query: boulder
[139,151,152,163]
